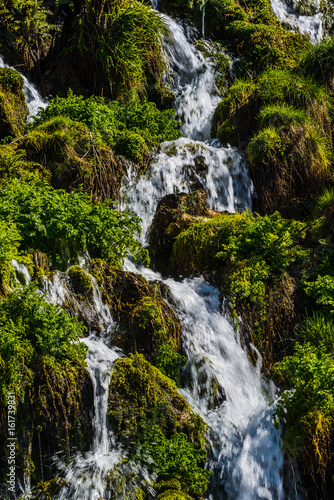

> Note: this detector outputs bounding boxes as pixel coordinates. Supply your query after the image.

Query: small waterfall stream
[0,56,47,121]
[270,0,323,42]
[122,13,284,499]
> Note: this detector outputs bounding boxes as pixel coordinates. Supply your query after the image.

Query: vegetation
[1,0,334,496]
[0,175,147,269]
[0,68,28,139]
[108,353,209,498]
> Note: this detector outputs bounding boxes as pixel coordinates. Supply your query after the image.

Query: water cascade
[270,0,323,42]
[121,12,285,498]
[0,55,47,121]
[121,137,252,243]
[55,335,124,500]
[163,16,221,141]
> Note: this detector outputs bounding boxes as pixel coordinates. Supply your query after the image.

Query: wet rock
[91,261,182,364]
[148,190,218,273]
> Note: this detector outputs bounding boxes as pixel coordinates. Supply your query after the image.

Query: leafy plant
[0,175,148,269]
[136,424,210,499]
[0,285,87,400]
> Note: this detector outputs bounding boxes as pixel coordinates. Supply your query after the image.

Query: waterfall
[0,55,47,121]
[120,13,285,498]
[270,0,323,42]
[55,335,124,500]
[163,16,221,141]
[121,137,252,244]
[4,7,296,499]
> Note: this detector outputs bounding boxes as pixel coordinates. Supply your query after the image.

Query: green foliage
[173,211,305,281]
[0,220,21,277]
[108,353,206,446]
[30,91,181,163]
[0,285,87,400]
[1,0,57,69]
[312,187,334,234]
[129,296,185,384]
[299,37,334,89]
[70,0,167,97]
[274,343,334,480]
[297,313,334,354]
[211,79,257,144]
[303,275,334,314]
[136,424,210,499]
[0,175,147,269]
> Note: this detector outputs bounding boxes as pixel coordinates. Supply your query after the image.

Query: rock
[0,68,28,139]
[148,190,218,273]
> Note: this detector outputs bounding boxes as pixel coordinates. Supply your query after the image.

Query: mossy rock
[0,68,28,139]
[22,115,127,202]
[108,353,206,446]
[114,129,150,164]
[90,261,184,382]
[68,265,93,294]
[148,191,219,274]
[157,491,194,500]
[211,80,258,146]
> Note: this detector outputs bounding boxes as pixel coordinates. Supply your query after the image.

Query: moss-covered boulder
[21,115,127,202]
[91,261,184,382]
[148,190,218,273]
[0,68,28,139]
[68,265,93,294]
[108,352,205,445]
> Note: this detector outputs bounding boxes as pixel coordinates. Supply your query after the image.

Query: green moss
[68,265,93,293]
[108,353,206,446]
[157,491,194,499]
[91,262,184,382]
[0,68,28,139]
[114,129,149,164]
[211,79,258,145]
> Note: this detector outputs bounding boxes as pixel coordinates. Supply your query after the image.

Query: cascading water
[270,0,323,42]
[0,55,47,121]
[6,5,310,498]
[163,16,221,141]
[121,137,252,243]
[55,335,124,500]
[121,11,285,498]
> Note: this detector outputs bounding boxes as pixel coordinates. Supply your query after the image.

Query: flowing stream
[121,14,284,500]
[270,0,323,42]
[0,56,47,121]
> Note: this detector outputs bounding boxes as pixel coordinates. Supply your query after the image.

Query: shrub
[0,175,147,269]
[137,424,210,499]
[0,285,87,400]
[275,343,334,489]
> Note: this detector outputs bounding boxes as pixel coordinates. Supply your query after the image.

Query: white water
[121,137,252,244]
[12,259,31,286]
[0,55,47,121]
[121,13,284,499]
[270,0,323,42]
[8,9,286,500]
[55,335,124,500]
[163,16,221,140]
